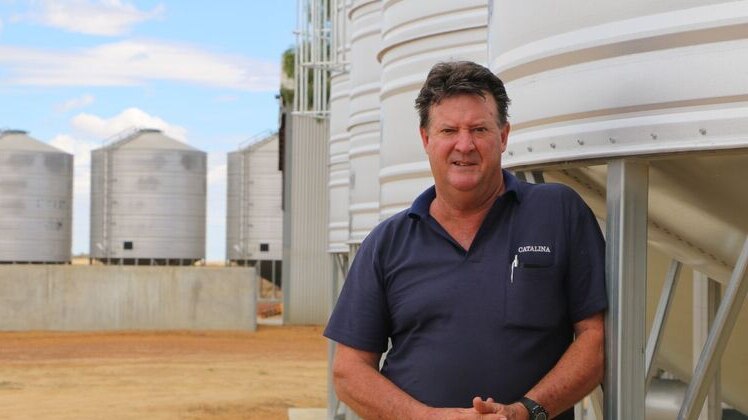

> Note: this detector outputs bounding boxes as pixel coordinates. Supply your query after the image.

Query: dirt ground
[0,325,328,420]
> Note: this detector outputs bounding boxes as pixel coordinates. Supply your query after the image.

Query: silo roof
[102,128,202,152]
[0,130,68,153]
[239,132,278,153]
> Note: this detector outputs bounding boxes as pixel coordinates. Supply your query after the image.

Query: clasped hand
[426,397,528,420]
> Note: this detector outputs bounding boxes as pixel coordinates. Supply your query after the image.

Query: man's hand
[423,406,514,420]
[471,397,529,420]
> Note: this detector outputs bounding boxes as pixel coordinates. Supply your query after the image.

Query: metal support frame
[590,386,603,420]
[328,250,351,420]
[678,236,748,420]
[604,159,649,420]
[295,0,333,116]
[326,245,360,420]
[646,259,683,387]
[528,170,545,184]
[705,279,722,420]
[514,170,545,184]
[331,0,349,73]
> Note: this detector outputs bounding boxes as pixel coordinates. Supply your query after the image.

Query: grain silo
[90,128,206,265]
[226,132,283,288]
[328,0,352,256]
[488,0,748,417]
[378,0,488,219]
[0,130,73,263]
[347,0,382,245]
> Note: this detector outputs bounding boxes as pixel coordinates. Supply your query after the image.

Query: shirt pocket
[505,254,563,329]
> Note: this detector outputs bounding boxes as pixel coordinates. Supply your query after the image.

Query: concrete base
[0,266,255,331]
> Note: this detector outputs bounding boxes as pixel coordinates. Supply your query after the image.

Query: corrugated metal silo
[378,0,488,219]
[347,0,382,244]
[90,128,207,265]
[0,130,73,263]
[226,132,283,258]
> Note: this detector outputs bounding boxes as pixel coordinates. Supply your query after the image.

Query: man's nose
[454,130,476,152]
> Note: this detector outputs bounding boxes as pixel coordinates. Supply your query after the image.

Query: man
[324,61,606,420]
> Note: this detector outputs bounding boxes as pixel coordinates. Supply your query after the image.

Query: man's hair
[414,61,511,129]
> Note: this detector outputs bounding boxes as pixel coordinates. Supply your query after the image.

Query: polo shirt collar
[408,169,524,220]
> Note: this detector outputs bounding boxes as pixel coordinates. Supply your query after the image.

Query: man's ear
[499,122,510,153]
[420,126,429,149]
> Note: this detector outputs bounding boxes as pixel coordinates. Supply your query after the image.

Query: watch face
[536,413,547,420]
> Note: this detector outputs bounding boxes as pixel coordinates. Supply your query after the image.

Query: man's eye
[473,127,487,133]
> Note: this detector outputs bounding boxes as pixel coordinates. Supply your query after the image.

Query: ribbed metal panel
[489,0,748,167]
[283,114,333,324]
[329,72,352,252]
[226,134,283,262]
[0,130,73,263]
[378,0,488,219]
[347,0,382,244]
[90,129,206,265]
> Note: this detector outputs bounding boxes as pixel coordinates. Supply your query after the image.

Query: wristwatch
[519,396,549,420]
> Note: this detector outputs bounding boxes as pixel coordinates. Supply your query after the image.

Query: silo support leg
[645,259,682,388]
[678,236,748,420]
[692,272,722,420]
[604,159,649,420]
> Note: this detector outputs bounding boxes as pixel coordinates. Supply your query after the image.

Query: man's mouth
[452,161,476,166]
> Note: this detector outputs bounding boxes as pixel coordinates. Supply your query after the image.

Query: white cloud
[208,162,227,186]
[72,107,188,142]
[49,133,97,195]
[55,93,95,112]
[24,0,164,36]
[0,40,279,91]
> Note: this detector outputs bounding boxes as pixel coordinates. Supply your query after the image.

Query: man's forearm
[524,313,605,418]
[333,345,431,420]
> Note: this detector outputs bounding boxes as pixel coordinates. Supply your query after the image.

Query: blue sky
[0,0,296,261]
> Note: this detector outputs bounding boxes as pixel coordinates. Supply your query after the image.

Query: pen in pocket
[510,254,518,283]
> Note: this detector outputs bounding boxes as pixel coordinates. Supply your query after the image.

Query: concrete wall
[0,266,255,331]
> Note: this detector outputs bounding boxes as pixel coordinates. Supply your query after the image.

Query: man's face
[420,93,509,196]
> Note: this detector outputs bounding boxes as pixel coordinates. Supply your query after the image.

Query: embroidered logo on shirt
[517,245,551,253]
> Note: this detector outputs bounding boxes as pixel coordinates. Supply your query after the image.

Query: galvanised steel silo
[226,132,283,263]
[0,130,73,263]
[90,128,206,265]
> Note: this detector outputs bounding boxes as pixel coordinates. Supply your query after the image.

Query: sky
[0,0,297,261]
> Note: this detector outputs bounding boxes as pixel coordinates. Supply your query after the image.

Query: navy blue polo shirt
[324,170,606,417]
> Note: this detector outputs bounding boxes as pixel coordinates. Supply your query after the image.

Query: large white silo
[347,0,382,244]
[0,130,73,263]
[489,0,748,416]
[328,0,352,254]
[90,128,207,265]
[378,0,488,219]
